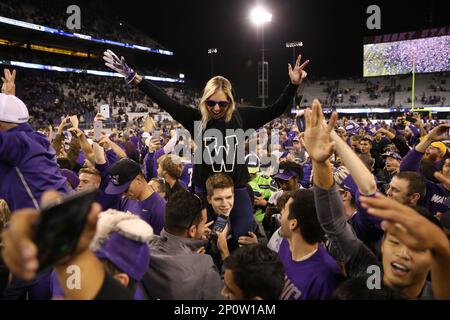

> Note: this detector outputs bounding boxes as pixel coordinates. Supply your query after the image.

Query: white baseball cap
[142,132,151,139]
[0,93,29,123]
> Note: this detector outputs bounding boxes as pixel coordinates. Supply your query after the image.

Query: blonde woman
[104,50,309,239]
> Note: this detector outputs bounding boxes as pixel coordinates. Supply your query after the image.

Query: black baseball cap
[105,158,142,195]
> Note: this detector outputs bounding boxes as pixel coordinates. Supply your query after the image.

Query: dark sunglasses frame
[205,99,230,108]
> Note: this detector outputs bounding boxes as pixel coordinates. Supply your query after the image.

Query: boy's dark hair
[287,189,324,244]
[278,161,304,181]
[223,244,285,300]
[164,190,203,235]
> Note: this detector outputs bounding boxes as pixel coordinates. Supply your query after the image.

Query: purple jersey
[278,240,342,300]
[180,161,193,188]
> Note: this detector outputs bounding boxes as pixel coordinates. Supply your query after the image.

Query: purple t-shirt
[139,192,166,235]
[278,240,342,300]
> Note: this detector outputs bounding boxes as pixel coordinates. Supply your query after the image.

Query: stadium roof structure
[0,16,173,56]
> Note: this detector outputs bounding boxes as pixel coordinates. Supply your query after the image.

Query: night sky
[108,0,449,104]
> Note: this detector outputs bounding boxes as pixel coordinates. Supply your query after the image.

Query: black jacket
[138,79,299,189]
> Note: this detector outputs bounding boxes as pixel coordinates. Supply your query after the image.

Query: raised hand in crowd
[69,115,79,130]
[288,55,310,85]
[415,123,450,153]
[103,50,139,84]
[94,112,106,122]
[1,69,16,96]
[57,116,71,135]
[303,99,337,164]
[147,138,161,152]
[98,134,126,159]
[376,127,395,140]
[69,127,95,166]
[98,134,112,150]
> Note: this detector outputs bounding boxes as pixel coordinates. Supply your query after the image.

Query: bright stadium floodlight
[179,73,185,79]
[250,7,272,26]
[208,48,217,54]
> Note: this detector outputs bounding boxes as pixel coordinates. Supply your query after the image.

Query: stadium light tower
[208,48,218,77]
[250,6,272,106]
[286,41,303,109]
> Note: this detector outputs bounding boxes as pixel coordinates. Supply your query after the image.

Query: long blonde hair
[199,76,235,130]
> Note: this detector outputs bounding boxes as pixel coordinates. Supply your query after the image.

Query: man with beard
[400,124,450,214]
[424,141,447,169]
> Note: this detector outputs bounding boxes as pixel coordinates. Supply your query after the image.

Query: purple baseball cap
[333,166,358,195]
[60,168,80,190]
[345,121,360,134]
[273,168,299,181]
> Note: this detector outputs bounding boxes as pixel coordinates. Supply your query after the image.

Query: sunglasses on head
[205,100,230,108]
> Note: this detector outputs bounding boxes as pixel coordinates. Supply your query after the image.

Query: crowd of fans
[0,0,164,49]
[6,69,197,129]
[0,54,449,301]
[303,73,450,108]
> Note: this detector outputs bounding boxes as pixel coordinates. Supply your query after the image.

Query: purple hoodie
[0,123,70,211]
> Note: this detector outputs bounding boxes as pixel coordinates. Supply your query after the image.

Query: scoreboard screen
[363,35,450,77]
